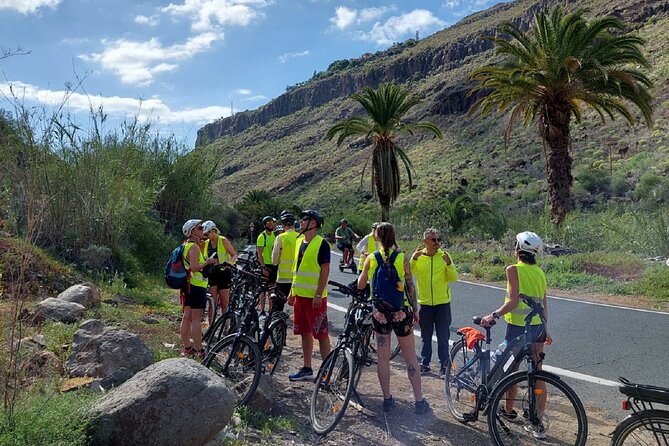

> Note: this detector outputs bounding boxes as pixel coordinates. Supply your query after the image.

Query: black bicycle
[445,294,588,445]
[610,377,669,445]
[310,280,375,435]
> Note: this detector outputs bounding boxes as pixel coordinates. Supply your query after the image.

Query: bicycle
[610,377,669,445]
[310,280,376,435]
[445,294,588,445]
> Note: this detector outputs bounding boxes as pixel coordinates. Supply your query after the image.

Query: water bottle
[491,340,508,364]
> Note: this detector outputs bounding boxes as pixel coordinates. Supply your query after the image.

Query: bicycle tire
[487,370,588,446]
[205,312,239,352]
[353,326,373,388]
[310,347,354,435]
[610,409,669,446]
[263,319,287,376]
[445,339,482,423]
[204,334,262,407]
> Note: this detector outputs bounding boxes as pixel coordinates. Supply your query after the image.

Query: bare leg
[398,333,423,402]
[505,342,546,414]
[180,307,193,347]
[317,337,331,361]
[376,333,392,399]
[302,333,314,368]
[190,308,204,350]
[219,288,230,314]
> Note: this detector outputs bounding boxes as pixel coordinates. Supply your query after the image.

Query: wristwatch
[492,311,500,320]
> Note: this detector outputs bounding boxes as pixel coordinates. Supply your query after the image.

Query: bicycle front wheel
[262,319,287,375]
[204,335,261,407]
[611,409,669,446]
[445,339,482,423]
[487,370,588,446]
[310,347,354,435]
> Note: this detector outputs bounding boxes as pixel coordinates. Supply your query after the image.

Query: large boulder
[248,374,277,413]
[66,319,153,378]
[58,283,100,309]
[87,358,235,446]
[34,298,85,324]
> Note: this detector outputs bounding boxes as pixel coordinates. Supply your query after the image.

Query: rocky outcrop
[58,283,100,309]
[34,298,85,324]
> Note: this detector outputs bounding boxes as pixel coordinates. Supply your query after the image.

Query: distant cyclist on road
[335,219,359,268]
[480,231,553,440]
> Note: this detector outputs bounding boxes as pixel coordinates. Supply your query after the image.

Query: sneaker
[288,367,313,382]
[524,421,547,440]
[180,346,195,357]
[195,349,206,359]
[382,396,395,412]
[415,398,430,415]
[499,407,522,423]
[439,364,447,378]
[420,365,431,375]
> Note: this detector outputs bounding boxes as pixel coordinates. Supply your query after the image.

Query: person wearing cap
[287,210,331,381]
[202,220,238,315]
[335,219,359,267]
[410,228,458,378]
[356,222,379,273]
[271,211,299,312]
[180,219,218,358]
[256,216,278,283]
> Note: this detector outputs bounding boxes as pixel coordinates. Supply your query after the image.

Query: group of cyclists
[177,212,551,438]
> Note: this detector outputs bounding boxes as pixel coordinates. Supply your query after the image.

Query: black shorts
[273,283,291,313]
[505,323,547,343]
[208,266,232,290]
[264,264,278,283]
[372,306,414,338]
[183,284,207,310]
[336,242,353,252]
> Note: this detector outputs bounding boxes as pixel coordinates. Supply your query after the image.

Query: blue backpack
[165,244,188,289]
[371,251,405,311]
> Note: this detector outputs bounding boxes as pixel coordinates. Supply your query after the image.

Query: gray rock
[35,298,85,324]
[100,367,134,390]
[87,358,235,446]
[22,350,64,379]
[248,374,277,413]
[58,283,100,309]
[66,319,153,378]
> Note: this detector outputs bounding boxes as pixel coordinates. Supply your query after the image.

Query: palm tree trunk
[540,104,573,226]
[380,203,390,222]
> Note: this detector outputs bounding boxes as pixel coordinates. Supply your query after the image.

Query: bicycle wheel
[611,409,669,446]
[205,294,218,327]
[487,370,588,446]
[205,312,239,351]
[310,347,354,435]
[204,335,262,407]
[445,339,482,422]
[353,327,373,388]
[262,319,287,375]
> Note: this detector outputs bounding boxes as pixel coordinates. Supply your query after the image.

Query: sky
[0,0,505,147]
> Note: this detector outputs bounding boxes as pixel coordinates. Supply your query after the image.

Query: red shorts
[293,296,329,340]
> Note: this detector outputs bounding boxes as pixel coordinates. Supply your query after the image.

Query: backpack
[165,244,188,289]
[371,251,405,311]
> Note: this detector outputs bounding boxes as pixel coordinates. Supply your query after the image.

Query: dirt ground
[224,323,619,446]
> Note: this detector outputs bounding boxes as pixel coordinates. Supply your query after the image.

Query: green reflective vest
[203,235,231,263]
[257,231,276,265]
[276,230,299,283]
[505,261,546,326]
[410,249,458,306]
[183,242,207,288]
[358,233,377,271]
[292,235,329,298]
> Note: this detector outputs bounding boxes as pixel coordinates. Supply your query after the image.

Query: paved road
[326,251,669,417]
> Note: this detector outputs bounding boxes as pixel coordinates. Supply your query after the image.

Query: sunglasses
[300,216,310,221]
[196,226,204,230]
[429,237,441,242]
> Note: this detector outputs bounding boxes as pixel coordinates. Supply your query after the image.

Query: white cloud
[234,88,252,95]
[162,0,271,33]
[240,94,266,102]
[81,32,222,86]
[443,0,490,8]
[0,81,231,124]
[361,10,446,46]
[134,14,160,26]
[278,50,310,63]
[330,6,392,30]
[0,0,60,14]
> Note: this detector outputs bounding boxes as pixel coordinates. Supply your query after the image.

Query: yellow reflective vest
[410,248,458,306]
[203,235,231,263]
[292,235,329,298]
[276,230,299,283]
[358,233,378,271]
[183,242,207,288]
[505,261,546,326]
[368,249,409,307]
[257,231,276,265]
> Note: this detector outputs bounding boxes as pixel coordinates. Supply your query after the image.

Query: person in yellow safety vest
[356,222,379,272]
[202,220,238,315]
[180,219,217,358]
[271,210,298,312]
[481,231,552,440]
[410,228,458,378]
[357,222,429,415]
[257,216,277,313]
[287,210,331,382]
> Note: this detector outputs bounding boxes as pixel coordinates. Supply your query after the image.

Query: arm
[313,262,330,309]
[222,238,238,264]
[403,256,420,325]
[356,234,369,253]
[443,251,458,282]
[271,236,282,266]
[188,245,213,272]
[357,256,371,289]
[334,228,342,240]
[481,265,520,326]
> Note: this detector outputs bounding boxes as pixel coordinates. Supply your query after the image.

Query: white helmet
[516,231,543,255]
[202,220,217,234]
[182,219,202,237]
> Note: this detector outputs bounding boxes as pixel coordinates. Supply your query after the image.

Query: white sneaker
[524,421,547,440]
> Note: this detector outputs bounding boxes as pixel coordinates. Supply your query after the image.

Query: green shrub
[624,266,669,303]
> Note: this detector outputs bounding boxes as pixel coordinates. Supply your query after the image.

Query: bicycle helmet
[182,219,202,237]
[262,216,276,225]
[275,224,284,233]
[371,222,379,229]
[300,209,324,228]
[280,210,296,225]
[340,219,348,225]
[202,220,217,234]
[516,231,543,255]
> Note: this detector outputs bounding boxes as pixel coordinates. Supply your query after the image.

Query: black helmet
[280,210,296,225]
[300,209,324,228]
[261,216,276,225]
[340,219,348,225]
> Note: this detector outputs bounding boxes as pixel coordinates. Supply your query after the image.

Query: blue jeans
[419,303,452,367]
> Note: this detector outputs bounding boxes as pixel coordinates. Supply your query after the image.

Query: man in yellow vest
[271,210,298,312]
[356,222,379,273]
[256,216,277,282]
[410,228,458,378]
[287,209,331,381]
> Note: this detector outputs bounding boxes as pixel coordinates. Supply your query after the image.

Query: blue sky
[0,0,504,147]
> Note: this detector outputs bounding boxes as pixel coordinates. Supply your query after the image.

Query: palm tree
[469,7,653,225]
[326,83,443,221]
